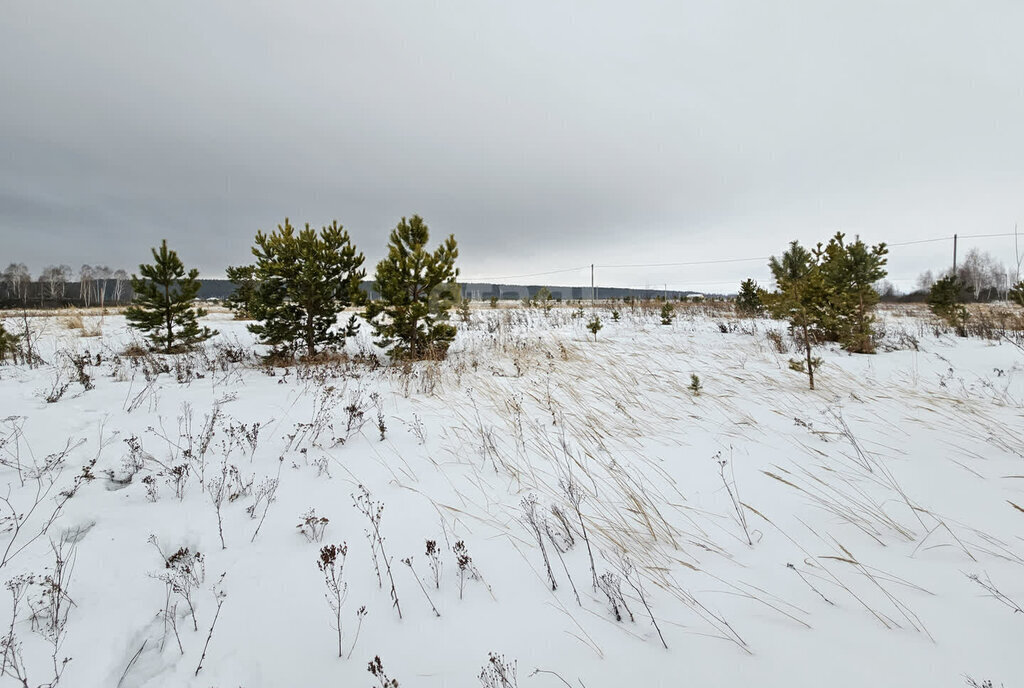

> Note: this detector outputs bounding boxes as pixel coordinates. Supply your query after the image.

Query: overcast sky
[2,1,1022,291]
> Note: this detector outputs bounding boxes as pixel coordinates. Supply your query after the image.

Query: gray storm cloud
[2,1,1022,291]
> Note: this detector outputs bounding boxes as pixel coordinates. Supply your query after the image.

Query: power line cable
[460,265,590,282]
[596,256,770,269]
[460,231,1018,287]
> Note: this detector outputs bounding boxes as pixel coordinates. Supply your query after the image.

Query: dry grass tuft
[121,342,149,358]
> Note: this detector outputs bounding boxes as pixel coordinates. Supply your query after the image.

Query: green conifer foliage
[735,278,764,317]
[243,219,366,358]
[1009,280,1024,307]
[0,322,21,363]
[224,264,258,319]
[814,232,888,353]
[767,241,827,390]
[928,274,969,335]
[660,302,674,325]
[125,240,216,353]
[365,215,459,360]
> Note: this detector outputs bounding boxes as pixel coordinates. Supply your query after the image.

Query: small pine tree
[611,309,620,321]
[660,302,674,325]
[735,279,763,317]
[240,219,365,358]
[1009,280,1024,307]
[365,216,460,360]
[125,240,216,353]
[767,240,827,390]
[224,264,258,319]
[587,315,602,341]
[489,295,499,308]
[534,287,553,313]
[928,274,969,335]
[814,232,888,353]
[688,373,702,395]
[457,292,472,323]
[0,322,21,363]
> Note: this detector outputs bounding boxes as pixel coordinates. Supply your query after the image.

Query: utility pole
[591,264,595,302]
[952,233,958,273]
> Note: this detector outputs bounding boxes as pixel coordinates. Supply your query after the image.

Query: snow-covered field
[1,305,1022,687]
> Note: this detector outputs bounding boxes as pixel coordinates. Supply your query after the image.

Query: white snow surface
[0,306,1022,687]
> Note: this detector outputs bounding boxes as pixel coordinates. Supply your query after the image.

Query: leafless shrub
[401,413,427,446]
[149,537,205,632]
[28,537,76,642]
[368,655,399,687]
[543,518,579,606]
[825,406,875,473]
[317,543,348,657]
[452,540,489,601]
[43,371,72,404]
[964,677,1003,688]
[765,329,787,353]
[353,486,401,619]
[559,477,597,590]
[548,505,575,551]
[528,668,584,687]
[6,535,78,686]
[372,392,387,440]
[0,434,88,571]
[224,462,253,499]
[521,494,557,591]
[286,385,343,452]
[0,418,28,486]
[479,652,517,688]
[194,574,226,677]
[208,461,230,550]
[597,571,633,623]
[65,351,94,392]
[714,450,753,546]
[425,540,442,589]
[786,562,834,606]
[167,464,189,500]
[346,605,367,661]
[298,509,330,544]
[311,455,331,478]
[342,389,369,441]
[106,435,146,488]
[402,557,440,617]
[966,572,1022,614]
[616,555,667,649]
[222,418,263,463]
[156,580,183,656]
[248,460,283,543]
[1,576,34,685]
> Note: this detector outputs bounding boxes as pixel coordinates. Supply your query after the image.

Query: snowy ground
[0,304,1022,687]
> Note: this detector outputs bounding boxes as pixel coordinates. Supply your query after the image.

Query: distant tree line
[0,263,132,308]
[873,247,1018,303]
